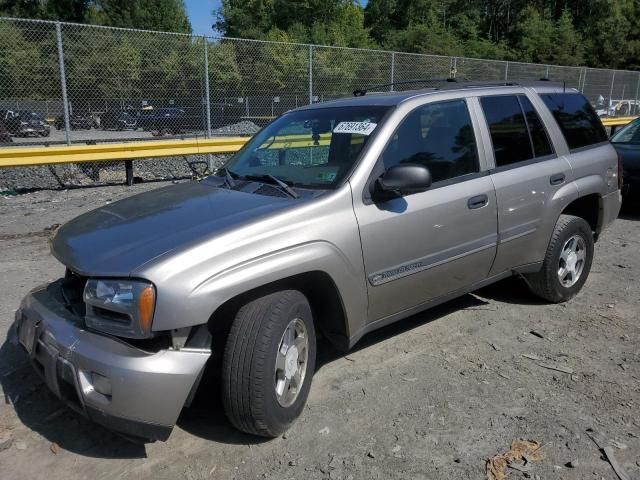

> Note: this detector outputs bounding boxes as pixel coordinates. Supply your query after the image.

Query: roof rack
[353,78,459,97]
[352,77,565,97]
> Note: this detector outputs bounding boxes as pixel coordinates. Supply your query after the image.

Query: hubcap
[274,318,309,407]
[557,234,587,288]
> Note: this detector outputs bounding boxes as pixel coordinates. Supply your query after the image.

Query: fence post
[203,36,212,138]
[308,45,313,104]
[55,22,71,146]
[504,62,509,81]
[390,52,395,91]
[202,36,213,171]
[545,65,549,79]
[608,71,616,105]
[634,73,640,114]
[580,67,587,93]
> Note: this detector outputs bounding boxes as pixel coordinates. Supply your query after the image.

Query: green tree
[581,0,639,69]
[85,0,192,33]
[0,0,90,22]
[216,0,372,48]
[515,7,583,66]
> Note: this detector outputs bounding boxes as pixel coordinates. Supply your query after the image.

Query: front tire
[222,290,316,437]
[526,214,594,303]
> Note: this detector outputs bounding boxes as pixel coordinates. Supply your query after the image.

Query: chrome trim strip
[368,234,497,286]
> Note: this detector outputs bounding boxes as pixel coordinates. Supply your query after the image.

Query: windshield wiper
[215,167,237,188]
[243,174,300,199]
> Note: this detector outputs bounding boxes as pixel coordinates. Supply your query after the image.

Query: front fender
[152,241,368,337]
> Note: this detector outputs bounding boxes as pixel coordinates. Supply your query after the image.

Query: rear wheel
[526,214,594,303]
[221,290,316,437]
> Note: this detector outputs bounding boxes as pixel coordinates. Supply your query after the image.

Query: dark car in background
[54,113,98,130]
[137,107,215,136]
[100,111,137,130]
[1,109,22,135]
[611,117,640,197]
[0,117,12,143]
[137,107,190,136]
[210,101,243,128]
[16,111,51,137]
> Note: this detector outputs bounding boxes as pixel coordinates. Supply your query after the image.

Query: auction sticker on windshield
[333,121,377,136]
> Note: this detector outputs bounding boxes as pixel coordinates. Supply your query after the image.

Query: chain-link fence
[1,16,639,190]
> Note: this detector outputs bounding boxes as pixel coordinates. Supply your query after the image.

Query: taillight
[616,150,624,189]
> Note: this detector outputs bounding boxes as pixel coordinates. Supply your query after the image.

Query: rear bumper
[13,282,210,441]
[600,189,622,233]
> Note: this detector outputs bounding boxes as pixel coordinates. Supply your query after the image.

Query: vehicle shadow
[178,289,499,443]
[0,339,147,459]
[474,276,546,306]
[619,196,640,220]
[1,276,536,453]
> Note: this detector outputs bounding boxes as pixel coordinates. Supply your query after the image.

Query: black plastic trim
[86,406,172,442]
[488,154,558,175]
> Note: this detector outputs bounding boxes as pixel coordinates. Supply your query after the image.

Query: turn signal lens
[137,285,155,333]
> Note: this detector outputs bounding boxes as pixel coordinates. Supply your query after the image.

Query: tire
[222,289,316,437]
[526,214,594,303]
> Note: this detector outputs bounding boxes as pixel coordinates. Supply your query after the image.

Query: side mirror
[376,164,432,197]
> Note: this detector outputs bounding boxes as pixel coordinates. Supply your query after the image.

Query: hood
[51,181,293,276]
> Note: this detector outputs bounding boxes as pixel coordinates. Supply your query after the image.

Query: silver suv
[13,82,621,441]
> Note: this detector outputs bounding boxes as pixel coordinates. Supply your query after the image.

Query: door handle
[467,194,489,209]
[550,173,566,186]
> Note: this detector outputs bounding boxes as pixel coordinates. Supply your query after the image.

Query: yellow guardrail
[0,137,249,168]
[0,115,637,169]
[601,116,637,127]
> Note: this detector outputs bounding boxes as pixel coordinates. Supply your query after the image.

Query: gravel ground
[0,122,259,192]
[0,184,639,480]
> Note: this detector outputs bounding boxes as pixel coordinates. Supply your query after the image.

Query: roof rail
[353,78,458,97]
[352,77,568,97]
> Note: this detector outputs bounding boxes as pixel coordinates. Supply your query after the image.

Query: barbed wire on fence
[1,16,639,189]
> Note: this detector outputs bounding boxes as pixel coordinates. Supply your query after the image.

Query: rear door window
[519,96,554,157]
[481,96,533,167]
[540,93,608,150]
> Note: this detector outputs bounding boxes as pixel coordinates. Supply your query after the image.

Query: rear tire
[222,290,316,437]
[526,214,594,303]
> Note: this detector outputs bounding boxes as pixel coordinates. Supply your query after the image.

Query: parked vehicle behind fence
[137,107,203,136]
[0,117,12,143]
[100,111,137,131]
[16,111,51,137]
[54,113,98,130]
[12,81,621,442]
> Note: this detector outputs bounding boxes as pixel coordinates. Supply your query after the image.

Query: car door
[353,99,498,322]
[477,93,573,275]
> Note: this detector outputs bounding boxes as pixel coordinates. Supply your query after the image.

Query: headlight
[84,279,156,338]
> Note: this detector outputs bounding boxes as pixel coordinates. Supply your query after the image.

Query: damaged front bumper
[13,282,210,441]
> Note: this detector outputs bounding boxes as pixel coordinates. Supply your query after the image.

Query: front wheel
[526,214,594,303]
[222,290,316,437]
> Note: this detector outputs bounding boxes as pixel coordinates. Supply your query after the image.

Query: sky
[185,0,219,36]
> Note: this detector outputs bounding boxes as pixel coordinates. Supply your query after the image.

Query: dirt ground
[0,182,639,480]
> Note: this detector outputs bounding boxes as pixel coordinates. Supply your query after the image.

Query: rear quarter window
[540,93,608,150]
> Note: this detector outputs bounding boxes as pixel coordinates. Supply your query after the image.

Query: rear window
[540,93,608,150]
